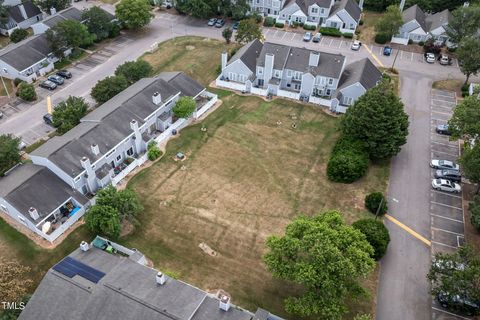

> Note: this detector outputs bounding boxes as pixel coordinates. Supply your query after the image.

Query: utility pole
[1,75,10,98]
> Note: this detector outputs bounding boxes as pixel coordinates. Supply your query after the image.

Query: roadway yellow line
[364,45,385,68]
[385,214,431,247]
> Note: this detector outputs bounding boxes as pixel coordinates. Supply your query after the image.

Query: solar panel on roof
[53,256,106,283]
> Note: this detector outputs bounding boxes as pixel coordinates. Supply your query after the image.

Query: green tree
[235,18,263,44]
[0,294,31,320]
[231,0,249,20]
[374,5,403,38]
[147,141,162,161]
[459,144,480,189]
[115,0,153,29]
[172,96,196,118]
[456,37,480,85]
[264,211,375,319]
[114,60,152,84]
[0,135,20,176]
[0,259,33,304]
[46,20,95,57]
[446,4,480,45]
[35,0,70,12]
[448,96,480,141]
[85,205,121,238]
[52,96,89,134]
[16,82,36,101]
[0,0,9,25]
[352,219,390,260]
[91,75,129,104]
[353,314,373,320]
[222,27,233,44]
[364,192,388,216]
[10,28,28,43]
[341,80,409,160]
[95,185,143,223]
[469,195,480,231]
[363,0,397,11]
[427,245,480,316]
[82,6,114,41]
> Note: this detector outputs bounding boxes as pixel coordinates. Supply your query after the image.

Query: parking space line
[290,33,295,40]
[431,141,458,148]
[273,30,278,37]
[338,40,342,48]
[431,117,451,122]
[432,150,459,157]
[432,97,456,103]
[431,213,463,223]
[430,201,462,210]
[431,105,455,111]
[431,110,452,116]
[457,235,464,247]
[432,227,464,237]
[385,214,431,246]
[432,307,470,320]
[364,45,385,68]
[281,32,287,40]
[264,29,270,35]
[410,52,414,61]
[328,38,333,46]
[432,241,457,249]
[431,190,462,199]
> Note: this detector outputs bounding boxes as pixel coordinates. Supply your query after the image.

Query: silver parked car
[431,179,461,193]
[430,159,460,171]
[303,32,312,42]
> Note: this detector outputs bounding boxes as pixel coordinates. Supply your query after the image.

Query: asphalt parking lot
[429,89,469,320]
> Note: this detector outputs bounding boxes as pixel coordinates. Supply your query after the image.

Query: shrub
[353,219,390,260]
[10,28,28,43]
[13,78,24,87]
[461,84,470,92]
[251,12,262,24]
[418,41,425,46]
[147,141,162,161]
[291,22,299,28]
[114,60,152,84]
[229,47,239,57]
[408,39,413,45]
[374,33,389,44]
[109,22,121,38]
[303,24,316,30]
[16,82,36,101]
[319,27,341,37]
[365,192,388,216]
[327,135,369,183]
[275,22,285,28]
[342,32,354,38]
[359,19,364,26]
[469,195,480,231]
[263,17,275,27]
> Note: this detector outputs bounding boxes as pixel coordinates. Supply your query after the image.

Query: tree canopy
[85,205,121,239]
[114,60,152,84]
[446,4,480,45]
[459,143,480,185]
[95,185,143,223]
[46,20,95,57]
[91,75,129,104]
[10,29,28,43]
[222,27,233,44]
[456,37,480,85]
[235,18,263,44]
[352,219,390,260]
[115,0,153,29]
[173,96,196,118]
[375,5,403,38]
[52,96,89,134]
[264,211,375,319]
[448,96,480,141]
[82,6,114,41]
[341,79,409,160]
[0,134,20,176]
[427,245,480,315]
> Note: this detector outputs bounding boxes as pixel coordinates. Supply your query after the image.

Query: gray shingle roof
[337,57,382,91]
[0,34,50,71]
[0,164,89,223]
[228,39,263,72]
[19,246,283,320]
[31,73,205,177]
[7,0,41,23]
[426,9,452,31]
[42,7,84,28]
[295,0,332,15]
[330,0,361,22]
[402,4,427,31]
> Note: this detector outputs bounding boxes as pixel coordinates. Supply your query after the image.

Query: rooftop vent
[219,294,231,311]
[156,271,166,285]
[91,144,99,156]
[152,92,162,105]
[80,241,90,252]
[28,207,39,220]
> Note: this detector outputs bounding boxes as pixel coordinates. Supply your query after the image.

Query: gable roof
[295,0,332,14]
[7,0,41,23]
[19,244,283,320]
[228,39,263,72]
[0,33,50,71]
[338,58,382,91]
[402,4,427,31]
[426,9,452,31]
[41,7,84,28]
[31,73,205,178]
[330,0,361,22]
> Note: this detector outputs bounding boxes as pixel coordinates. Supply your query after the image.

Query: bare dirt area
[126,93,389,319]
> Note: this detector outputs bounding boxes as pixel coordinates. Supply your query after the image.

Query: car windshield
[439,160,452,167]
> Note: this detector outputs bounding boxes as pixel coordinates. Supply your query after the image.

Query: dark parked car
[47,75,64,85]
[56,70,72,79]
[215,19,225,28]
[312,33,322,43]
[207,18,217,26]
[232,21,239,30]
[436,124,451,135]
[39,80,57,90]
[43,113,53,125]
[437,292,480,316]
[434,169,461,182]
[383,46,393,56]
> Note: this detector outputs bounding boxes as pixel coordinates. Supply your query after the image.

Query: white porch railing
[43,205,87,242]
[277,89,299,100]
[194,93,218,119]
[216,78,246,91]
[251,86,268,96]
[111,156,147,186]
[309,96,332,107]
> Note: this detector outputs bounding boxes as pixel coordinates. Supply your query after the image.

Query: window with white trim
[294,71,301,80]
[313,88,323,96]
[127,147,134,156]
[328,78,334,85]
[343,96,354,105]
[116,154,122,162]
[326,89,331,95]
[294,83,301,90]
[274,70,281,78]
[320,8,324,14]
[311,7,318,13]
[257,67,263,75]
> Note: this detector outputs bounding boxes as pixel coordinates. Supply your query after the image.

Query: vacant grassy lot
[358,11,383,43]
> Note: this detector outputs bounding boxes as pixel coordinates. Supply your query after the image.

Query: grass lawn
[433,79,464,98]
[129,36,389,319]
[0,78,14,97]
[358,10,383,44]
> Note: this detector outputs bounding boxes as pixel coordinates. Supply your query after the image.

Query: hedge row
[275,22,284,28]
[374,33,389,44]
[263,17,276,27]
[342,32,354,38]
[319,27,342,37]
[327,135,369,183]
[303,24,316,30]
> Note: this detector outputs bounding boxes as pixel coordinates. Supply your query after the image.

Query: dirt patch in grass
[433,79,464,97]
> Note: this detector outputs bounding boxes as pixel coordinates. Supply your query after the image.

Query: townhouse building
[0,0,43,36]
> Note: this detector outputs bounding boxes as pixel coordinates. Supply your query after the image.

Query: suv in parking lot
[434,169,461,182]
[47,75,64,85]
[207,18,217,26]
[303,32,312,42]
[425,52,436,63]
[312,33,321,43]
[215,19,225,28]
[436,124,451,135]
[351,40,361,50]
[56,70,72,79]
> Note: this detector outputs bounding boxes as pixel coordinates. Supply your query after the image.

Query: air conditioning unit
[80,241,90,252]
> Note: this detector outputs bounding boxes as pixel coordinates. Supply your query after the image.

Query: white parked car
[425,52,435,63]
[430,159,460,171]
[351,40,361,51]
[432,179,461,193]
